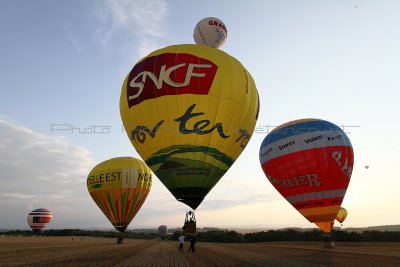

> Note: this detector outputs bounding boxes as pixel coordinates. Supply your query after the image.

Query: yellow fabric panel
[120,44,258,162]
[297,205,340,223]
[87,157,151,192]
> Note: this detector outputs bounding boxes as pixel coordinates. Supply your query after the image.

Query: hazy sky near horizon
[1,0,399,230]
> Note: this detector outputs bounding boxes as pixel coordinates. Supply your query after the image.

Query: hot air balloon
[87,157,152,243]
[193,17,227,48]
[259,119,354,233]
[158,225,168,239]
[336,207,348,226]
[120,44,259,213]
[27,208,52,233]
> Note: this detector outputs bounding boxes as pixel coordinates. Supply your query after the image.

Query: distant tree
[196,230,243,243]
[171,230,183,241]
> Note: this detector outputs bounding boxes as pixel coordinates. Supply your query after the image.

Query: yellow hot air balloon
[120,44,259,211]
[336,207,348,225]
[87,157,151,241]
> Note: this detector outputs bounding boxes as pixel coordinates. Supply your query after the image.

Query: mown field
[0,236,399,266]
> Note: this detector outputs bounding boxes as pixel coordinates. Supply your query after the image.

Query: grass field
[0,236,399,266]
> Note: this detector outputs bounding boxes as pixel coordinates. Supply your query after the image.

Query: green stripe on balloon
[106,193,117,224]
[146,145,234,167]
[121,191,128,222]
[127,191,141,221]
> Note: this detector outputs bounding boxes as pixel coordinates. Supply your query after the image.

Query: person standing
[178,235,185,252]
[188,235,196,253]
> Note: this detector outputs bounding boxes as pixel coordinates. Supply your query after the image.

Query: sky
[1,0,399,230]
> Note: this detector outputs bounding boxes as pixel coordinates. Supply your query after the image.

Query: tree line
[172,229,400,242]
[3,229,400,242]
[1,229,155,239]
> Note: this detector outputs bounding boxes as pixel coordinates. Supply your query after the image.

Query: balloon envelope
[193,17,227,48]
[158,225,168,237]
[336,207,348,224]
[27,208,52,233]
[120,44,259,210]
[87,157,152,233]
[259,119,354,233]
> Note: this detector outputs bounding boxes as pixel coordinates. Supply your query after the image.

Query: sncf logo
[127,53,218,108]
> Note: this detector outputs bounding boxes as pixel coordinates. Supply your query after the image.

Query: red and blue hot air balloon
[27,208,53,233]
[259,119,354,233]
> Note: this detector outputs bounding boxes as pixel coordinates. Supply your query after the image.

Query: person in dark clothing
[188,235,196,253]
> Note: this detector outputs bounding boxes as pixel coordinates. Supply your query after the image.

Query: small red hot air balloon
[27,208,53,233]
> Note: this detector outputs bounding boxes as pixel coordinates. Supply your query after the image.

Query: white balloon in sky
[193,17,227,48]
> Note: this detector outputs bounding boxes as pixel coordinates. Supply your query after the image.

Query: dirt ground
[0,236,399,266]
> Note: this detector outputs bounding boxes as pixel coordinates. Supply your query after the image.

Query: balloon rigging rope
[195,159,240,223]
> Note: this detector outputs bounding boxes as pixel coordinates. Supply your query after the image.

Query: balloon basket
[183,211,197,236]
[184,221,197,236]
[117,237,124,244]
[323,241,335,248]
[322,234,335,249]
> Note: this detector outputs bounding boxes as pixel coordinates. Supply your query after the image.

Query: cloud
[0,115,188,230]
[92,0,168,57]
[68,34,84,53]
[2,193,40,199]
[0,115,283,230]
[62,21,84,53]
[0,116,96,229]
